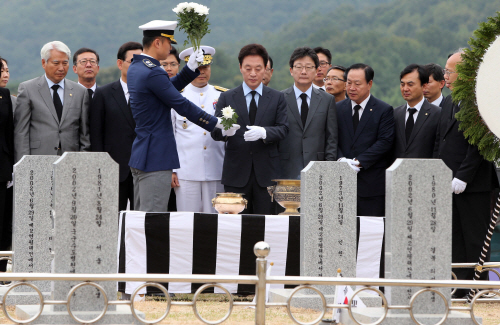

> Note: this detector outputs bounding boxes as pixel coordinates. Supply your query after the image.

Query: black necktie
[249,90,257,125]
[87,88,94,99]
[406,108,417,142]
[319,87,325,92]
[51,84,63,121]
[352,105,361,133]
[300,93,309,126]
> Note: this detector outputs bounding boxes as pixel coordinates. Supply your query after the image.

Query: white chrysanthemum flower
[222,106,234,119]
[173,2,188,13]
[194,4,209,15]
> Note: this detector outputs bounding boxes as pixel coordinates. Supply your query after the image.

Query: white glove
[338,157,348,162]
[244,125,266,141]
[6,173,13,189]
[222,124,241,137]
[215,117,224,130]
[187,48,204,72]
[451,177,467,194]
[346,159,361,173]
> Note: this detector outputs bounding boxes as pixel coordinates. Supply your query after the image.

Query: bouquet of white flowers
[172,2,210,51]
[221,106,238,130]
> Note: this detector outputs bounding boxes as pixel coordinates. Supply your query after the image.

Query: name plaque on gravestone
[52,152,118,312]
[13,155,59,293]
[301,161,357,294]
[385,159,452,314]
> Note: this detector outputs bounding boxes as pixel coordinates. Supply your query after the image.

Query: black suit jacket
[393,99,441,159]
[211,84,289,187]
[0,88,14,182]
[434,95,498,192]
[90,80,136,182]
[337,95,394,198]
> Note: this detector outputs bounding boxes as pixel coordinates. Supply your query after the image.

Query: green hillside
[2,0,499,106]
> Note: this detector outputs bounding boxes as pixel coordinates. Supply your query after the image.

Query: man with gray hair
[14,41,90,162]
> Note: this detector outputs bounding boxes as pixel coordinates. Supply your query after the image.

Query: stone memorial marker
[386,159,451,314]
[51,152,118,312]
[16,152,141,324]
[300,161,357,294]
[12,155,59,299]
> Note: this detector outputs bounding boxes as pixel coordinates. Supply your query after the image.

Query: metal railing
[0,244,498,325]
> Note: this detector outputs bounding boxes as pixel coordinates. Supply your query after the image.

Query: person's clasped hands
[244,126,266,141]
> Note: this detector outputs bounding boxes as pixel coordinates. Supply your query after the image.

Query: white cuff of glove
[222,124,241,137]
[451,177,467,194]
[187,48,204,72]
[244,125,266,141]
[346,159,361,172]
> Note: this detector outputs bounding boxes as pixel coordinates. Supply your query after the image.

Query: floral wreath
[455,12,500,162]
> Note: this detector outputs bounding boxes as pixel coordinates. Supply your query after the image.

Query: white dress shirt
[293,84,312,114]
[45,75,65,105]
[405,97,425,125]
[120,77,129,103]
[351,94,371,120]
[430,94,443,107]
[242,82,262,110]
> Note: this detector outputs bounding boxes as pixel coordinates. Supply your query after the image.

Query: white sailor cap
[179,46,215,66]
[139,20,177,44]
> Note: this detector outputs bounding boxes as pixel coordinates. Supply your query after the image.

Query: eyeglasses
[123,59,133,64]
[324,76,345,82]
[293,65,316,71]
[265,68,272,72]
[442,69,456,76]
[161,63,179,68]
[319,61,331,68]
[77,59,98,67]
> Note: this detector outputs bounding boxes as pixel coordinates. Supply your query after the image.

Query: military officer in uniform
[127,20,233,212]
[171,46,228,213]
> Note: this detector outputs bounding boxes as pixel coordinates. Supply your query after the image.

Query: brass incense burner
[212,192,248,214]
[267,179,301,215]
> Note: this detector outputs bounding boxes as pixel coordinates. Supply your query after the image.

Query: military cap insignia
[214,86,229,92]
[143,59,156,68]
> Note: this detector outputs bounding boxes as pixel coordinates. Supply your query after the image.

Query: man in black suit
[337,63,394,216]
[212,44,289,215]
[337,63,394,280]
[423,63,446,107]
[89,41,143,212]
[393,64,441,159]
[279,47,337,179]
[435,50,498,297]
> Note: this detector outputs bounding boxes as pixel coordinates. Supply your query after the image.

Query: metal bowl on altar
[267,179,301,215]
[212,192,248,214]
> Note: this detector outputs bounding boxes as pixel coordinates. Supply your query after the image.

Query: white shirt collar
[351,94,371,110]
[242,82,263,97]
[186,83,210,93]
[293,84,313,100]
[120,77,128,96]
[78,82,97,92]
[312,83,325,91]
[45,75,65,90]
[430,94,443,107]
[140,52,154,59]
[406,97,425,111]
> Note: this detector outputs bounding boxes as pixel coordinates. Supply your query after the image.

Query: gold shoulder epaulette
[214,85,229,92]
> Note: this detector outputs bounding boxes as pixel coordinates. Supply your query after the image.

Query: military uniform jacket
[172,83,225,181]
[127,54,218,172]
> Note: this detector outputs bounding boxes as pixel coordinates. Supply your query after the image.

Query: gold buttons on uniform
[200,93,203,96]
[206,121,209,124]
[199,118,203,121]
[204,132,207,135]
[204,146,207,150]
[201,105,205,108]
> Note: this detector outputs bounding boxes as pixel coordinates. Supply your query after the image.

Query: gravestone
[11,155,59,302]
[300,161,357,293]
[346,159,477,324]
[269,161,371,309]
[385,159,451,314]
[16,152,140,324]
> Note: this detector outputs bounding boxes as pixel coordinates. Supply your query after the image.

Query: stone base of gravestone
[268,289,382,310]
[2,291,51,305]
[342,308,479,325]
[15,304,143,324]
[300,161,357,295]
